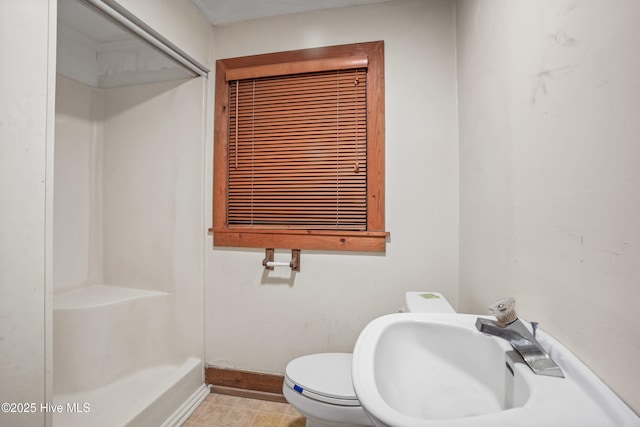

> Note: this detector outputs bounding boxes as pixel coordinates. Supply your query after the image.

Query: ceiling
[189,0,394,25]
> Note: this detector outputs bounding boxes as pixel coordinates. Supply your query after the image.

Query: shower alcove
[53,0,208,425]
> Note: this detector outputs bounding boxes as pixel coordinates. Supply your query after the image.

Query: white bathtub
[53,285,208,426]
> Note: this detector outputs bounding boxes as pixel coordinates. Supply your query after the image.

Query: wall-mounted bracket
[290,249,300,272]
[262,248,300,272]
[262,248,275,270]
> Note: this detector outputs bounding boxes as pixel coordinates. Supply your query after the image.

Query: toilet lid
[285,353,360,406]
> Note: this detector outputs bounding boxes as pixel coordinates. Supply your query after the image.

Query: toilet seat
[284,353,360,406]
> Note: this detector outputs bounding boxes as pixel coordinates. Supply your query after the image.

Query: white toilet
[283,292,455,427]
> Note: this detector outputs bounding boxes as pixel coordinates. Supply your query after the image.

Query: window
[210,41,388,252]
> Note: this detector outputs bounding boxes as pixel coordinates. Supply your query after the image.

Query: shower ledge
[53,284,168,309]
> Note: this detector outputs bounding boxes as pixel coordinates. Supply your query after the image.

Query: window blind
[227,68,367,230]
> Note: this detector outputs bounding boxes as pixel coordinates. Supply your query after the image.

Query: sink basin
[352,313,640,427]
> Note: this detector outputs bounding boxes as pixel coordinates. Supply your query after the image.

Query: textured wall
[0,1,54,425]
[206,0,460,373]
[457,0,640,413]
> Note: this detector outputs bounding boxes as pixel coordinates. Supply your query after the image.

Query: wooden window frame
[210,41,388,252]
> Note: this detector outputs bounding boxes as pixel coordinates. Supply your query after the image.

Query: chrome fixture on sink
[476,297,565,378]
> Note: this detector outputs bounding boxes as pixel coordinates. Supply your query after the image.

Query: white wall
[0,1,55,426]
[206,0,459,373]
[457,0,640,413]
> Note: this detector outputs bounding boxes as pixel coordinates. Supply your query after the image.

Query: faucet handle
[488,297,518,327]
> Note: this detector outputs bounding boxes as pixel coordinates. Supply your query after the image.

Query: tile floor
[183,393,306,427]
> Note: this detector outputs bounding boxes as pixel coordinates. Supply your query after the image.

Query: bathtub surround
[52,287,205,425]
[50,0,212,425]
[53,72,208,425]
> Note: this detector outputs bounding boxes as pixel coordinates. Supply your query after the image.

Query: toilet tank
[404,292,455,313]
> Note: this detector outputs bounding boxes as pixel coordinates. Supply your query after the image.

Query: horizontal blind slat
[228,68,367,229]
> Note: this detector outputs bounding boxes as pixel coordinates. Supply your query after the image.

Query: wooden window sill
[209,228,389,252]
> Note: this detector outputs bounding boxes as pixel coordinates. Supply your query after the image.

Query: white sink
[352,313,640,427]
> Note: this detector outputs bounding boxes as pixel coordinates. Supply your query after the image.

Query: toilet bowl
[283,292,455,427]
[283,353,371,427]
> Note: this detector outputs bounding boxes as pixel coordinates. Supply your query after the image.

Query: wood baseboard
[205,366,287,403]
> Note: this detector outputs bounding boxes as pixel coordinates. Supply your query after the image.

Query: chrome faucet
[475,298,564,378]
